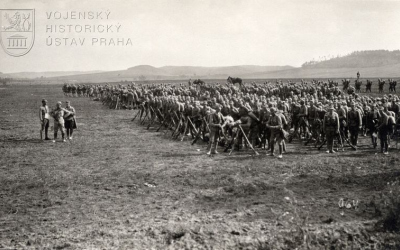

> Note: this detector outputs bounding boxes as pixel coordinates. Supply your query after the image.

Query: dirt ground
[1,83,400,249]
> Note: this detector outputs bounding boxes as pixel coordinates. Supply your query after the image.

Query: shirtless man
[39,99,51,140]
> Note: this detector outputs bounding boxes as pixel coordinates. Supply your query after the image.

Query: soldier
[207,104,223,155]
[366,104,380,148]
[71,84,77,97]
[276,109,288,153]
[337,102,347,144]
[347,102,362,148]
[386,108,396,147]
[266,107,283,158]
[50,101,71,143]
[64,101,76,140]
[377,106,389,154]
[235,103,253,150]
[323,104,340,153]
[248,104,261,147]
[39,99,51,140]
[288,101,301,142]
[378,79,385,93]
[298,100,309,138]
[366,80,372,93]
[390,97,400,119]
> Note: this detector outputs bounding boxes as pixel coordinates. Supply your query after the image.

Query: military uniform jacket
[267,115,282,133]
[323,112,339,131]
[347,109,362,127]
[366,110,380,128]
[208,112,223,131]
[64,106,76,121]
[308,106,318,120]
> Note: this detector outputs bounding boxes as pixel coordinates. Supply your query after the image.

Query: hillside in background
[1,50,400,82]
[243,50,400,78]
[45,65,294,82]
[302,50,400,69]
[0,71,104,79]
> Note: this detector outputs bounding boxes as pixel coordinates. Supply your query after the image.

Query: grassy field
[1,83,400,249]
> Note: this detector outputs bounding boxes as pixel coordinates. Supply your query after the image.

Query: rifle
[172,111,183,138]
[131,109,141,121]
[180,116,190,141]
[156,109,172,132]
[191,117,208,145]
[115,96,119,109]
[228,129,240,155]
[224,130,235,153]
[140,107,150,125]
[187,116,199,135]
[238,125,259,155]
[146,106,158,129]
[164,111,177,134]
[158,110,176,133]
[339,129,357,150]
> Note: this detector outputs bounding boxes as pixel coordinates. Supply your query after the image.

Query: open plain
[1,82,400,249]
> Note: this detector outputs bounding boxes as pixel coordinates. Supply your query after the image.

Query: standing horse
[227,76,243,88]
[192,79,205,86]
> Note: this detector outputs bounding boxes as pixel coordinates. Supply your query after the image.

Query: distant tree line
[0,77,12,85]
[302,50,400,68]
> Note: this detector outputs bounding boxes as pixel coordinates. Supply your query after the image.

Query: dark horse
[192,79,205,86]
[227,76,243,87]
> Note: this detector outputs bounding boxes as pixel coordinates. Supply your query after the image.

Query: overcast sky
[1,0,400,73]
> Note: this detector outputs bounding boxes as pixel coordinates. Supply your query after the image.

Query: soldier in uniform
[235,103,253,150]
[366,104,380,148]
[266,107,283,158]
[323,104,340,153]
[298,100,309,138]
[64,101,76,140]
[347,102,362,148]
[207,104,223,155]
[50,101,71,142]
[39,99,51,140]
[336,102,347,144]
[377,106,389,154]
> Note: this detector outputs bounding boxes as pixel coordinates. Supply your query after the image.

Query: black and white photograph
[1,0,400,249]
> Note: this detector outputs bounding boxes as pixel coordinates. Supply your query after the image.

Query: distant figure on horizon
[357,71,360,80]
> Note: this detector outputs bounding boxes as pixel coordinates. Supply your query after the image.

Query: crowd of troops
[62,79,400,157]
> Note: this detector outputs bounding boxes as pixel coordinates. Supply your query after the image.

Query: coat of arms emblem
[0,9,35,57]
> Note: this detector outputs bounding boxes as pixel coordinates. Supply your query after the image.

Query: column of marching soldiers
[62,78,400,157]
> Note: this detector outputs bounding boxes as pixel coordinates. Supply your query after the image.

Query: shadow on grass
[3,138,44,144]
[161,152,203,158]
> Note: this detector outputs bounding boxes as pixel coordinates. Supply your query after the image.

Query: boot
[268,144,275,156]
[44,128,50,140]
[278,145,283,159]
